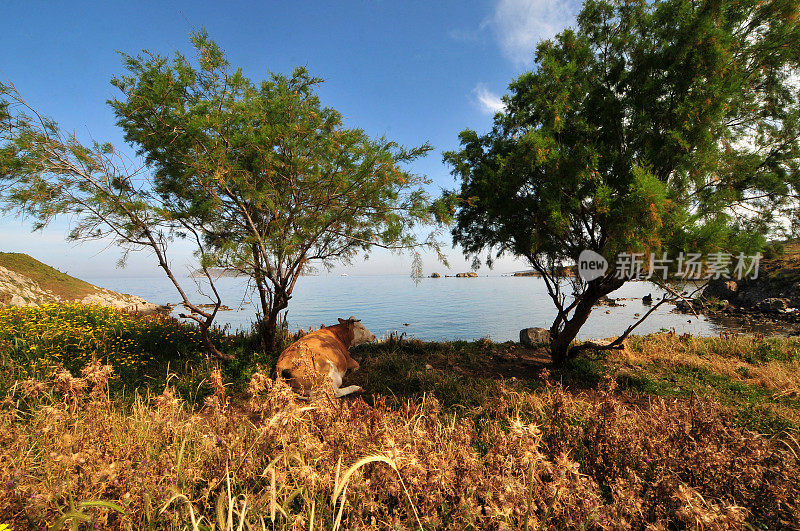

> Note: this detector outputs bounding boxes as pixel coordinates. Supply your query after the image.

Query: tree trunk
[199,322,234,361]
[549,277,624,364]
[252,245,279,356]
[259,290,289,355]
[549,297,597,364]
[252,244,270,319]
[253,275,271,355]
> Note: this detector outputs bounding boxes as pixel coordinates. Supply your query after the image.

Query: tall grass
[3,360,799,528]
[1,304,799,528]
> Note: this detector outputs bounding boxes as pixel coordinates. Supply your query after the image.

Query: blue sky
[1,0,582,278]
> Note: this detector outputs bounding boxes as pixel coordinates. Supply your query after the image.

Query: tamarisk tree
[1,32,446,355]
[445,0,800,363]
[0,81,231,359]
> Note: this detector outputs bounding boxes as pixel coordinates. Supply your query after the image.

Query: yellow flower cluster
[0,303,229,377]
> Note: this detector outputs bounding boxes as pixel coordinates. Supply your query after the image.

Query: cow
[276,316,376,397]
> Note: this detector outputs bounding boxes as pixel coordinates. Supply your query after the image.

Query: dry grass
[1,360,799,529]
[1,305,800,529]
[615,333,800,429]
[624,333,800,394]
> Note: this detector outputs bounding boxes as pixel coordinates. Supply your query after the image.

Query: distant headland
[0,252,163,313]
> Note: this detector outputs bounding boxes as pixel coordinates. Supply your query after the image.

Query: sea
[84,274,720,342]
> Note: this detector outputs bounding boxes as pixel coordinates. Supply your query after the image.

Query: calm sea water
[85,275,717,342]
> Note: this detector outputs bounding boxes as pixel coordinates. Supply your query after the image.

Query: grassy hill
[0,252,157,311]
[0,252,97,302]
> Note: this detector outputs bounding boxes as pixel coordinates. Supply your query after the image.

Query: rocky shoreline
[0,254,167,315]
[676,299,800,336]
[674,252,800,335]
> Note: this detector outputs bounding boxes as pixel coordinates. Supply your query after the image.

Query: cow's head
[339,316,376,347]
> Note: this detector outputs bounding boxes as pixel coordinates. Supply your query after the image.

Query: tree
[0,81,231,359]
[445,0,800,363]
[1,32,446,355]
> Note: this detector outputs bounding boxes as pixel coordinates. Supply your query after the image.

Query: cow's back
[276,327,350,393]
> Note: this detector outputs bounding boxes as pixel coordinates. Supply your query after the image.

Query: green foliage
[0,303,276,410]
[762,240,786,260]
[445,0,800,360]
[449,0,800,263]
[105,30,446,349]
[0,31,447,355]
[111,31,438,267]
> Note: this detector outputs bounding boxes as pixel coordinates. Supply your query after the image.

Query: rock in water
[595,295,619,306]
[520,327,550,347]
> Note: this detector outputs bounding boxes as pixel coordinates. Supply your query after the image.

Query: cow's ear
[338,318,346,325]
[348,315,360,322]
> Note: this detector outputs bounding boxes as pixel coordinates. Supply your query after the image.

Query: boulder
[455,272,478,278]
[430,272,440,278]
[675,299,697,312]
[758,297,790,312]
[733,278,773,308]
[703,279,738,302]
[520,327,550,347]
[9,294,29,307]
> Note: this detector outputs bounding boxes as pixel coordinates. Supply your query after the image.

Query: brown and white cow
[276,316,376,397]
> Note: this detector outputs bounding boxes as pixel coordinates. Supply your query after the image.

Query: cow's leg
[327,365,364,398]
[334,385,364,398]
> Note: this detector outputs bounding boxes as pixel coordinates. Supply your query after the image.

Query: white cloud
[489,0,582,66]
[474,83,506,115]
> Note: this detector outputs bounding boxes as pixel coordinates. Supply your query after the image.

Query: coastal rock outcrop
[0,253,161,313]
[702,274,798,312]
[675,244,800,334]
[758,297,790,312]
[0,265,53,307]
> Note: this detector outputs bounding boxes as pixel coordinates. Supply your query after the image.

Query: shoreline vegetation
[1,303,799,529]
